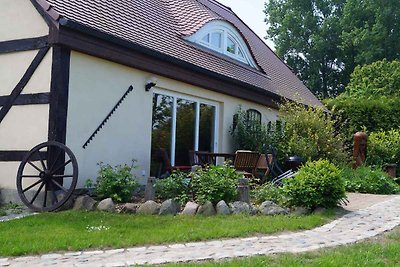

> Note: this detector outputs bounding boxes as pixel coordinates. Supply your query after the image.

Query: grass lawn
[0,210,335,256]
[168,227,400,266]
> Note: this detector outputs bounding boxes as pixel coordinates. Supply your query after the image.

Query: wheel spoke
[30,182,45,204]
[49,148,62,173]
[51,179,68,193]
[43,183,48,208]
[52,174,74,178]
[51,159,72,175]
[21,175,41,178]
[28,161,42,173]
[36,150,47,171]
[22,179,42,193]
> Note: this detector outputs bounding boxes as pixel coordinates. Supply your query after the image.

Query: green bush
[367,130,400,166]
[342,59,400,99]
[230,107,268,151]
[278,102,347,165]
[191,164,241,205]
[88,162,139,203]
[252,183,286,206]
[325,97,400,146]
[283,160,346,209]
[342,165,400,194]
[154,171,191,204]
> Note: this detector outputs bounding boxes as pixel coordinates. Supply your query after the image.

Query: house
[0,0,321,203]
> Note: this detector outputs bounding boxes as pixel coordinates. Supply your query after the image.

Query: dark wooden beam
[0,46,50,124]
[48,46,71,144]
[0,36,48,54]
[0,151,46,162]
[0,93,50,107]
[50,20,280,109]
[29,0,52,26]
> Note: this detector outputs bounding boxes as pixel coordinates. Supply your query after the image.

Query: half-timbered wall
[66,52,279,187]
[0,0,50,201]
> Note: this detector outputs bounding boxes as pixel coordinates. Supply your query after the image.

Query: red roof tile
[43,0,322,107]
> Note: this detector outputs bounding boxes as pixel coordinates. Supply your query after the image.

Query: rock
[181,202,199,215]
[137,200,160,215]
[97,198,116,212]
[229,201,251,214]
[292,206,309,215]
[118,203,139,214]
[313,207,327,214]
[159,199,180,215]
[73,195,97,211]
[259,201,288,215]
[197,201,216,216]
[216,200,231,215]
[56,193,75,211]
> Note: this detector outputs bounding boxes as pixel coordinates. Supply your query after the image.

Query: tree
[265,0,346,98]
[264,0,400,98]
[341,0,400,77]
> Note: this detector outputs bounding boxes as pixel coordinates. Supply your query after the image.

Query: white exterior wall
[0,1,50,193]
[67,52,279,187]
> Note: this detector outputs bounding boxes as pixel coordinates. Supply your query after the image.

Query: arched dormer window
[186,20,258,68]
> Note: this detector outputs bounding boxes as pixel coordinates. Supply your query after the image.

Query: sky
[216,0,275,49]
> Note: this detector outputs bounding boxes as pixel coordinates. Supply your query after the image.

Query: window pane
[151,93,173,177]
[199,104,215,152]
[201,34,210,43]
[227,37,236,54]
[211,32,222,48]
[175,99,195,166]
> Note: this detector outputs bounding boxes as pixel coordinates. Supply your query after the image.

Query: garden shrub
[252,182,286,206]
[342,59,400,99]
[324,97,400,146]
[283,160,346,209]
[278,102,347,165]
[88,162,139,203]
[367,130,400,166]
[154,171,191,204]
[230,107,268,151]
[191,164,241,205]
[342,165,400,194]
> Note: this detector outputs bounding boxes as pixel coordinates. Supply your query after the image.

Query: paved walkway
[1,194,400,266]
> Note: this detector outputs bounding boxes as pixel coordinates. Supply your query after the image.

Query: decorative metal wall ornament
[82,85,134,149]
[16,141,78,212]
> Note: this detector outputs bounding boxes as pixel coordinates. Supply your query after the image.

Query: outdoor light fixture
[145,77,158,91]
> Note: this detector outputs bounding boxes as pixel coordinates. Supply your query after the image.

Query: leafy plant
[191,164,241,205]
[88,161,139,203]
[230,107,268,151]
[251,183,286,206]
[367,130,400,166]
[278,101,347,165]
[341,165,400,194]
[154,171,191,204]
[283,160,346,209]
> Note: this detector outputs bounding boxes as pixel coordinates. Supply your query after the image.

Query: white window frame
[186,20,258,68]
[153,88,219,166]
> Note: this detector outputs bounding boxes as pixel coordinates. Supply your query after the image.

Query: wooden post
[144,177,156,201]
[238,178,250,204]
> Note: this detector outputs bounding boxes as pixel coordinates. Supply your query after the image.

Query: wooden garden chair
[233,150,260,178]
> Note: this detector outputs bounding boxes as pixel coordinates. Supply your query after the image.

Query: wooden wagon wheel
[16,141,78,212]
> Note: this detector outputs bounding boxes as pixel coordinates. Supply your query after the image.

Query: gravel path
[1,194,400,266]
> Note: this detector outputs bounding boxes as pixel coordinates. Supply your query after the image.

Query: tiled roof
[43,0,322,107]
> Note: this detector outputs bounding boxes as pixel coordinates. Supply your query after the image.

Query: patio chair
[233,150,260,178]
[264,145,296,186]
[154,148,192,178]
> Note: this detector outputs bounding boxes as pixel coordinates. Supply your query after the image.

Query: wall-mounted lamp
[145,77,158,91]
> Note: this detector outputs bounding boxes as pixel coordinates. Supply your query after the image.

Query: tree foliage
[265,0,400,98]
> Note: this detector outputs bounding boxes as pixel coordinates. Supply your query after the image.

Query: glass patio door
[151,90,218,175]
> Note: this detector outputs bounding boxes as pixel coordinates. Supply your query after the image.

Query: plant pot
[385,164,397,178]
[285,156,304,171]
